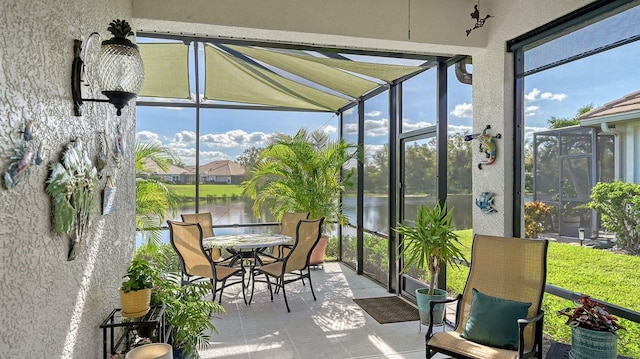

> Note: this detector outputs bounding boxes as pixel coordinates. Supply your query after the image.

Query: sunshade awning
[138,43,191,99]
[139,41,429,112]
[204,44,351,112]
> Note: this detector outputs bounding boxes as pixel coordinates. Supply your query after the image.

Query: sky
[135,15,640,167]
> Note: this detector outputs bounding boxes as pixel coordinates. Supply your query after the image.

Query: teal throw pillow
[460,288,532,350]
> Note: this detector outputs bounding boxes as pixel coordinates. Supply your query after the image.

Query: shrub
[524,201,552,238]
[588,181,640,253]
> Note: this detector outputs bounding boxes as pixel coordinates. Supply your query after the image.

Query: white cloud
[323,125,337,135]
[448,124,472,135]
[402,119,434,132]
[200,129,271,149]
[365,110,381,117]
[173,130,197,145]
[364,118,389,137]
[540,92,567,101]
[451,103,473,118]
[525,88,566,102]
[525,88,541,102]
[524,105,540,116]
[135,130,162,145]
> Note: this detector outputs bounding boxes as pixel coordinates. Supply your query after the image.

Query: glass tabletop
[203,233,293,249]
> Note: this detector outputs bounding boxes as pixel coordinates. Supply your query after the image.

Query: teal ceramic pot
[570,326,617,359]
[415,288,447,326]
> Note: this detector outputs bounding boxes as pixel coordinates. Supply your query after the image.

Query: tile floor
[199,262,450,359]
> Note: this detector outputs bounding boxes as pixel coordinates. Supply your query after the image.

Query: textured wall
[0,1,135,358]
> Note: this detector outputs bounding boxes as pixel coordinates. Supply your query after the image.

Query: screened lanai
[135,34,472,300]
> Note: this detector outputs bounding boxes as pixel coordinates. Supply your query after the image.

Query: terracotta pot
[310,236,328,266]
[119,288,151,318]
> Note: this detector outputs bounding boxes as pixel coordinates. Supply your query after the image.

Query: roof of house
[579,90,640,126]
[142,159,193,176]
[185,160,246,176]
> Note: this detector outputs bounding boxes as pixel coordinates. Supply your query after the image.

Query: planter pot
[119,288,151,318]
[310,236,328,267]
[125,343,173,359]
[415,288,447,326]
[173,346,189,359]
[570,326,617,359]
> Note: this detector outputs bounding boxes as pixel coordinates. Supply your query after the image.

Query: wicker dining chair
[253,217,324,312]
[181,212,234,265]
[426,234,549,359]
[167,220,244,304]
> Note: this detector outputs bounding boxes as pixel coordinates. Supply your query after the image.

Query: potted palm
[393,202,466,326]
[152,273,224,359]
[557,296,625,359]
[120,258,157,318]
[242,128,360,263]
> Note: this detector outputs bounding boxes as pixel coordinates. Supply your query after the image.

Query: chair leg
[306,268,316,301]
[265,273,274,302]
[218,279,226,304]
[211,278,217,302]
[281,274,290,312]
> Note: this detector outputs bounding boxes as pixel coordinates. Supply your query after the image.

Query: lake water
[137,195,473,246]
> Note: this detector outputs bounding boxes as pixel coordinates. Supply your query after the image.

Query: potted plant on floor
[242,128,360,264]
[120,258,157,318]
[557,296,625,359]
[152,273,224,359]
[393,202,467,326]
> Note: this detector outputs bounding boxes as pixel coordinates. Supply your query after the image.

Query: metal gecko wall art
[3,120,45,189]
[464,125,502,169]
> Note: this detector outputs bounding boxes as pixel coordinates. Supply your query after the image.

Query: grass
[168,184,245,198]
[447,230,640,358]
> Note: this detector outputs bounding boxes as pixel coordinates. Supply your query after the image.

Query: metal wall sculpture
[3,120,44,189]
[46,139,98,261]
[464,125,502,169]
[475,191,497,214]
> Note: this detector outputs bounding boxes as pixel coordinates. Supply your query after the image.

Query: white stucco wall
[0,1,136,358]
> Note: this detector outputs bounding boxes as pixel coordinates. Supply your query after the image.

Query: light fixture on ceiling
[72,19,145,116]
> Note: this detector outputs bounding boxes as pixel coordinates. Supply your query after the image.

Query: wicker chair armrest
[517,310,545,359]
[426,294,462,339]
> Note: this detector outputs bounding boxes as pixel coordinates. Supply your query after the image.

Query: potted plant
[152,273,224,359]
[393,202,467,326]
[120,258,157,318]
[557,296,625,359]
[242,128,360,263]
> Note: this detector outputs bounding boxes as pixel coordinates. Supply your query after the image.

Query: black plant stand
[99,305,166,359]
[545,342,631,359]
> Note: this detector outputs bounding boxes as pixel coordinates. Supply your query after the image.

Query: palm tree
[135,141,180,245]
[242,128,360,232]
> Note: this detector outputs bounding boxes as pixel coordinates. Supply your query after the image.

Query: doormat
[353,296,419,324]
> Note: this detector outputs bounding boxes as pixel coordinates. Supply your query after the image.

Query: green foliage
[588,181,640,253]
[548,103,594,129]
[242,128,360,231]
[135,141,180,244]
[152,273,223,358]
[134,243,180,274]
[394,202,467,295]
[524,201,553,238]
[121,258,157,293]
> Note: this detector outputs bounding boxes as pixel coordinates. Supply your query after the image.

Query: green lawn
[448,230,639,358]
[169,184,245,198]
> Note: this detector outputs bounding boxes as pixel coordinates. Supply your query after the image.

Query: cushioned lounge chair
[426,234,549,359]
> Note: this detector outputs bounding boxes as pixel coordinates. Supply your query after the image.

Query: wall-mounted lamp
[72,19,145,116]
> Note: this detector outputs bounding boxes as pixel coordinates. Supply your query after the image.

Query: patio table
[203,233,293,304]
